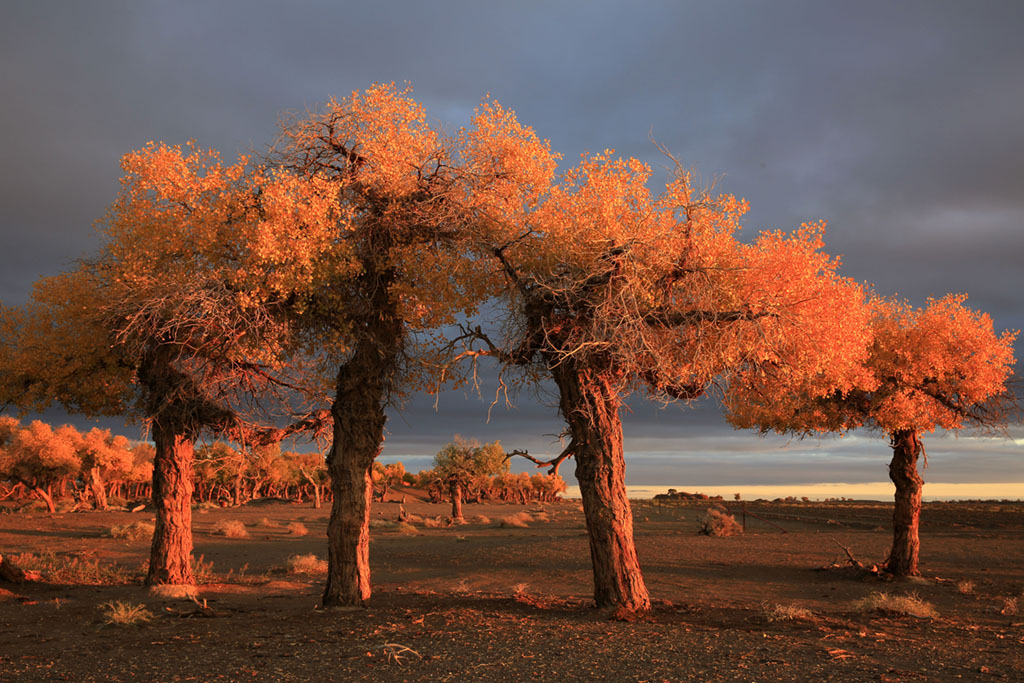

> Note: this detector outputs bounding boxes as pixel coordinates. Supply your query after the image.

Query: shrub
[258,517,280,529]
[398,522,418,535]
[423,516,445,528]
[101,601,154,626]
[213,520,248,538]
[404,513,424,524]
[499,512,533,528]
[956,579,975,595]
[108,521,155,541]
[471,515,491,525]
[286,554,327,575]
[854,592,938,618]
[1000,596,1018,616]
[763,602,812,621]
[698,508,742,537]
[286,522,308,536]
[12,552,132,585]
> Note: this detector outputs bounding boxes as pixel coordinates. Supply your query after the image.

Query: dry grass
[999,596,1018,616]
[213,520,248,538]
[147,584,197,600]
[258,517,280,529]
[854,592,938,618]
[286,554,327,575]
[763,602,813,621]
[397,522,419,535]
[107,521,155,541]
[404,513,424,524]
[369,519,398,530]
[956,579,975,595]
[11,552,133,585]
[286,522,308,536]
[191,554,215,583]
[471,515,491,525]
[698,508,742,537]
[532,512,550,523]
[101,600,154,626]
[423,517,445,529]
[499,512,533,528]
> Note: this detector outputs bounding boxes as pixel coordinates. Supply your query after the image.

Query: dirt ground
[2,491,1023,682]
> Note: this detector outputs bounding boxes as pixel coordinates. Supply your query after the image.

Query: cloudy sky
[2,1,1022,497]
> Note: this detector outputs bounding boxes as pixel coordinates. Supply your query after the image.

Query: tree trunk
[32,485,56,514]
[449,478,464,523]
[886,429,924,577]
[552,360,650,612]
[147,419,196,586]
[323,337,395,607]
[89,467,108,511]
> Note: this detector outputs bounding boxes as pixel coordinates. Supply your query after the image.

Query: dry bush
[854,592,938,618]
[108,521,155,541]
[763,602,813,621]
[500,512,533,528]
[698,508,742,537]
[404,513,424,524]
[12,552,132,585]
[956,579,975,595]
[286,522,308,536]
[471,515,491,525]
[101,600,154,626]
[258,517,280,529]
[999,596,1018,616]
[213,520,249,538]
[286,554,327,575]
[423,517,445,529]
[532,512,550,523]
[512,582,530,600]
[369,519,398,530]
[398,522,419,535]
[191,554,215,584]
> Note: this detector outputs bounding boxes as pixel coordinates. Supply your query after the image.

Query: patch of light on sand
[562,481,1024,501]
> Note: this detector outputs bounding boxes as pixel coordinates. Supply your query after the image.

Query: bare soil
[1,492,1023,681]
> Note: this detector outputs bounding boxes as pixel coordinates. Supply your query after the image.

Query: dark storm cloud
[2,2,1021,488]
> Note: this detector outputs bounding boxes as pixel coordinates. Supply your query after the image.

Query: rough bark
[322,336,395,606]
[89,467,108,511]
[449,478,464,522]
[886,429,924,577]
[552,360,650,612]
[146,418,196,586]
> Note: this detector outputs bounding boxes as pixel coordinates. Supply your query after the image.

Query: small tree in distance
[434,437,508,522]
[727,294,1018,576]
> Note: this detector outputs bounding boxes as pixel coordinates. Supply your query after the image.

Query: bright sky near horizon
[2,1,1021,497]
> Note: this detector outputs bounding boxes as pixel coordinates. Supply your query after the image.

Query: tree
[433,437,508,522]
[73,427,133,510]
[0,142,320,588]
[372,461,406,502]
[727,295,1017,576]
[0,419,79,513]
[458,106,870,611]
[259,85,519,606]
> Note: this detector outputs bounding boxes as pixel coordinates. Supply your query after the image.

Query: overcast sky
[2,1,1022,496]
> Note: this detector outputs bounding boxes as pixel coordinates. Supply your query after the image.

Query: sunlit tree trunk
[89,467,108,511]
[886,429,924,577]
[449,477,464,523]
[147,418,196,586]
[323,330,396,607]
[33,485,56,514]
[552,360,650,612]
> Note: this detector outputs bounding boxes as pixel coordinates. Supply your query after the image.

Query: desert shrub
[763,602,813,621]
[286,554,327,575]
[101,601,153,626]
[12,552,133,585]
[956,579,975,595]
[286,522,308,536]
[258,517,280,528]
[499,512,533,528]
[108,521,155,541]
[213,520,248,538]
[423,516,445,528]
[191,554,215,583]
[532,512,550,523]
[471,515,491,525]
[698,508,742,537]
[404,513,424,524]
[1000,596,1018,616]
[398,521,418,535]
[854,592,938,618]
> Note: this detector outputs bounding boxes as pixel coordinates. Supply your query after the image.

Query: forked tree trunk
[886,429,924,577]
[323,336,395,607]
[147,419,196,586]
[32,485,56,514]
[552,360,650,612]
[89,467,108,511]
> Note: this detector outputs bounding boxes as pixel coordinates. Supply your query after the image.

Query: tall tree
[433,437,508,522]
[727,295,1018,576]
[459,105,870,611]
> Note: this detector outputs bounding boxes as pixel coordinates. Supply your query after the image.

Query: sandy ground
[1,492,1023,681]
